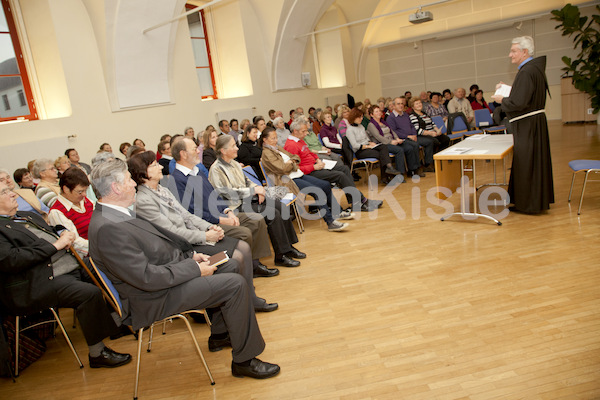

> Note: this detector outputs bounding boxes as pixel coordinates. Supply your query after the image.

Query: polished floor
[2,121,599,400]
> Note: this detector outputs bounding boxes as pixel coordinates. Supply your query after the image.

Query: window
[0,0,36,121]
[186,5,217,99]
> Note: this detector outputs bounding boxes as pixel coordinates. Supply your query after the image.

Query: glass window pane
[0,35,17,66]
[187,13,204,37]
[0,76,30,118]
[0,6,8,32]
[196,68,213,97]
[191,38,209,67]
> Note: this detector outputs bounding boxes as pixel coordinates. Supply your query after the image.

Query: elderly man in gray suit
[87,159,279,379]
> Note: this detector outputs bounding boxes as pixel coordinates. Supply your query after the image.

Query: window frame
[186,4,218,100]
[0,0,37,122]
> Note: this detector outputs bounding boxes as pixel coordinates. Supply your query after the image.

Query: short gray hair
[91,151,115,167]
[512,36,534,56]
[90,158,127,199]
[32,158,53,179]
[171,137,191,162]
[290,117,307,133]
[273,116,284,127]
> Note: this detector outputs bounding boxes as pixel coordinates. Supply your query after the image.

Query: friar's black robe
[501,56,554,213]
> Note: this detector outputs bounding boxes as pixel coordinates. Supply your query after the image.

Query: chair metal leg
[292,202,304,233]
[175,315,215,385]
[147,324,155,352]
[14,316,20,377]
[568,172,577,202]
[578,170,591,215]
[134,327,144,400]
[48,308,83,369]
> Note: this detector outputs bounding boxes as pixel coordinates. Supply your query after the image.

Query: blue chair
[350,154,378,181]
[242,165,265,186]
[89,258,215,399]
[432,115,462,143]
[474,109,506,134]
[568,159,600,215]
[488,102,496,112]
[452,116,483,137]
[259,161,304,233]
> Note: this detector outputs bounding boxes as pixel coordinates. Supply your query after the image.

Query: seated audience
[184,126,195,139]
[48,167,94,257]
[13,167,36,190]
[345,107,401,180]
[88,160,280,379]
[33,158,61,207]
[118,142,131,157]
[410,99,450,154]
[0,179,132,369]
[425,92,449,121]
[418,91,430,106]
[127,152,277,312]
[386,97,426,177]
[447,87,475,128]
[65,148,92,174]
[366,105,416,178]
[318,112,353,170]
[336,105,351,135]
[219,119,237,143]
[126,145,144,159]
[442,89,453,108]
[1,168,49,221]
[157,140,172,174]
[55,155,72,177]
[170,137,280,274]
[467,84,479,103]
[259,127,352,232]
[91,151,116,168]
[311,109,322,135]
[202,129,219,170]
[273,116,290,148]
[209,135,306,267]
[98,143,112,153]
[237,124,265,181]
[230,119,242,137]
[253,116,267,135]
[470,89,491,112]
[133,138,146,149]
[285,117,382,212]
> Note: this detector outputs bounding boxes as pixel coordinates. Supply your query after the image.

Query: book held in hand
[208,251,229,268]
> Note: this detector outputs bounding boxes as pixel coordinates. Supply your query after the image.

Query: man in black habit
[492,36,554,214]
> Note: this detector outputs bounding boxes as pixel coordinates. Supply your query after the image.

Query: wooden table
[433,134,514,225]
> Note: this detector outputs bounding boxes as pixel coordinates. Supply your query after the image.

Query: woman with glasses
[32,158,61,207]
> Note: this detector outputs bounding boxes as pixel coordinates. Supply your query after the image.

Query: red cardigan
[283,137,319,175]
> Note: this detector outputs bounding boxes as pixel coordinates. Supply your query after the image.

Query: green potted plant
[551,3,600,116]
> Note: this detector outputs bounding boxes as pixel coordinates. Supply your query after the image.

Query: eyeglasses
[42,166,57,172]
[0,188,13,197]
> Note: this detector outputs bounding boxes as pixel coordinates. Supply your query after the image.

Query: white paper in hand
[494,84,512,98]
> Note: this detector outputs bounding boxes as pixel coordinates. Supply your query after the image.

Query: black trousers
[355,144,392,177]
[54,269,119,346]
[250,199,298,255]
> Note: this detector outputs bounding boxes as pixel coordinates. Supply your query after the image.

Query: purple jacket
[386,112,417,139]
[319,123,340,145]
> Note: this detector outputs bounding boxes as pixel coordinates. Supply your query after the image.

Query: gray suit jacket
[135,185,212,245]
[88,204,209,330]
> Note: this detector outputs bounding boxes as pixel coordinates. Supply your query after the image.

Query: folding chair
[452,116,483,137]
[474,109,506,134]
[88,258,215,399]
[432,115,462,143]
[242,165,265,186]
[259,161,304,233]
[568,159,600,215]
[13,308,83,377]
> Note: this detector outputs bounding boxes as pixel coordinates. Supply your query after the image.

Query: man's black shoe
[285,246,306,259]
[255,302,279,312]
[274,255,300,267]
[253,263,279,278]
[231,358,281,379]
[208,334,231,352]
[89,347,132,368]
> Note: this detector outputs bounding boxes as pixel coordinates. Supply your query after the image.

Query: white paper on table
[470,150,489,155]
[464,135,488,141]
[494,84,512,97]
[322,159,337,170]
[444,147,472,155]
[282,193,295,201]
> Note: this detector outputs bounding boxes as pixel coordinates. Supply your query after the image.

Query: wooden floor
[2,121,599,400]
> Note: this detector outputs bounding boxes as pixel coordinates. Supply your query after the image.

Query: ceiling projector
[409,10,433,24]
